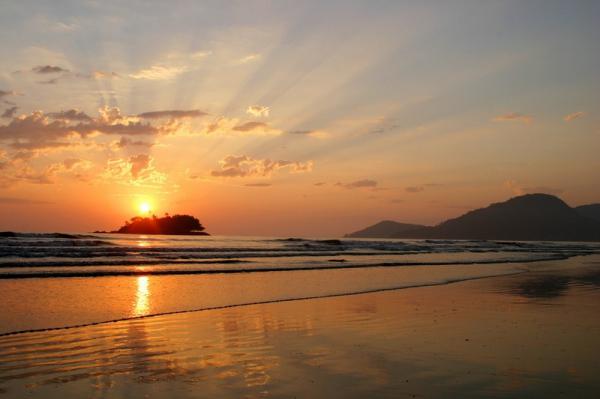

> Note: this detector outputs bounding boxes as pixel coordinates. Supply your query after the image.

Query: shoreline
[0,266,530,338]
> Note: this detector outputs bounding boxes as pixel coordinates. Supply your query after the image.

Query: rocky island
[98,214,210,235]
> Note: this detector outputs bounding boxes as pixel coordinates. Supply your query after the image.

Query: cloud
[493,112,533,124]
[53,21,79,32]
[233,121,268,132]
[231,121,280,135]
[32,65,69,74]
[138,109,207,119]
[91,71,119,79]
[0,196,52,205]
[0,107,158,152]
[314,182,326,186]
[336,179,378,189]
[244,182,272,187]
[114,137,154,149]
[38,77,59,85]
[288,129,329,139]
[391,199,404,203]
[0,90,17,98]
[210,155,313,178]
[129,65,186,80]
[563,111,585,122]
[2,106,18,119]
[47,109,93,122]
[246,105,270,117]
[128,154,151,179]
[103,154,166,186]
[405,186,425,193]
[237,54,261,64]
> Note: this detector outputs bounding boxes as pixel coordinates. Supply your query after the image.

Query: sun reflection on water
[134,276,150,317]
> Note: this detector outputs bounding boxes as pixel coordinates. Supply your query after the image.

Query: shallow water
[0,258,599,398]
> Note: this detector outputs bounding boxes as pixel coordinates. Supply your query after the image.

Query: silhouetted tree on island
[114,214,209,235]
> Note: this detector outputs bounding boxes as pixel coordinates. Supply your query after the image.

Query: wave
[0,232,99,239]
[0,254,570,279]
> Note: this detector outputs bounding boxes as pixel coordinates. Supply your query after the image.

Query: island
[97,214,210,235]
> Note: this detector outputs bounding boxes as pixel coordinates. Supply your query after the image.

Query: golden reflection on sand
[133,276,150,316]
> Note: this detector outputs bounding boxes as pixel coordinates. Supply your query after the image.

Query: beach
[1,242,599,397]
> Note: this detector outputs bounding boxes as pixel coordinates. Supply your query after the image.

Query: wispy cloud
[103,154,167,186]
[237,54,261,64]
[493,112,533,124]
[129,65,187,80]
[563,111,585,122]
[246,105,270,117]
[245,182,272,187]
[288,129,329,139]
[1,106,18,119]
[0,90,17,98]
[211,155,313,178]
[32,65,69,74]
[336,179,378,189]
[405,186,425,193]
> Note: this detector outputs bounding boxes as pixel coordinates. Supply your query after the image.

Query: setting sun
[139,202,151,214]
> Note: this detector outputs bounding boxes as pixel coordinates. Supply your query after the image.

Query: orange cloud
[493,112,533,124]
[211,155,313,178]
[563,111,584,122]
[246,105,270,117]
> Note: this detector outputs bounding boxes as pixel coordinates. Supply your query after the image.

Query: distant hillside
[345,220,427,238]
[347,194,600,241]
[575,204,600,223]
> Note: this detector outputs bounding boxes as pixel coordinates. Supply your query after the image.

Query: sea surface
[1,233,600,398]
[1,233,600,334]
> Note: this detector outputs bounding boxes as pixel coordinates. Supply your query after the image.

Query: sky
[0,0,599,236]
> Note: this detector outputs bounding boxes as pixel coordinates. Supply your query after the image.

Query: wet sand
[1,257,599,398]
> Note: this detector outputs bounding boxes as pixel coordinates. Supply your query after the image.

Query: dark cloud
[233,121,268,132]
[32,65,69,74]
[0,108,158,152]
[48,109,93,122]
[336,179,378,189]
[116,137,154,148]
[38,78,59,85]
[1,106,18,119]
[138,109,207,119]
[0,90,16,98]
[314,182,326,186]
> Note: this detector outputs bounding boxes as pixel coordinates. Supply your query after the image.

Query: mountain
[345,220,427,238]
[347,194,600,241]
[575,204,600,223]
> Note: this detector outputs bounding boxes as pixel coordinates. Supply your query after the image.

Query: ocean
[1,233,600,398]
[1,233,599,334]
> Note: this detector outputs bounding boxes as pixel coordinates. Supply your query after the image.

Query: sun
[139,202,152,214]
